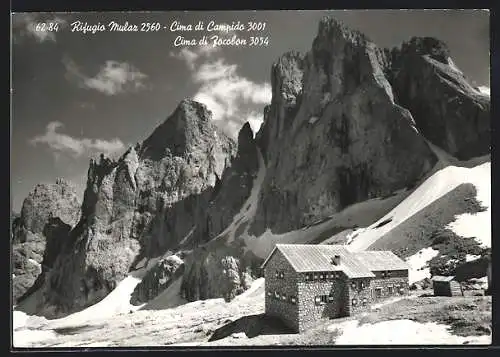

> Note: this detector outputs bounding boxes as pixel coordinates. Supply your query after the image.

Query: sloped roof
[261,244,376,278]
[432,275,456,282]
[354,251,410,271]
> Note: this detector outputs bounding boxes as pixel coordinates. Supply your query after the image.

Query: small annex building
[432,275,464,297]
[261,244,410,333]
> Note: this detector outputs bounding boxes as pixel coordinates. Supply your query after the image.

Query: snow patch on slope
[224,147,266,243]
[406,247,440,284]
[245,190,410,259]
[332,319,491,345]
[13,257,162,338]
[477,86,490,97]
[47,275,143,330]
[347,162,491,252]
[446,163,490,247]
[13,310,29,330]
[466,254,481,263]
[13,329,58,348]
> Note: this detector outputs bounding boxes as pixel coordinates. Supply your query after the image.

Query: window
[315,295,328,306]
[290,296,297,304]
[306,273,311,281]
[274,291,279,299]
[352,298,357,306]
[327,273,334,279]
[362,298,368,306]
[360,281,366,289]
[387,271,392,278]
[267,291,272,297]
[281,294,287,301]
[314,295,333,305]
[328,295,335,302]
[313,274,319,280]
[374,287,382,298]
[387,286,394,295]
[276,270,284,279]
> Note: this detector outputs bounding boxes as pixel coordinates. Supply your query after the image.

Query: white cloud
[169,48,199,70]
[63,57,148,96]
[171,44,271,138]
[194,60,237,82]
[30,121,126,158]
[169,44,220,70]
[12,14,67,43]
[191,59,271,136]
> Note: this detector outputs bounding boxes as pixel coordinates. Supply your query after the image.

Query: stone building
[261,244,409,333]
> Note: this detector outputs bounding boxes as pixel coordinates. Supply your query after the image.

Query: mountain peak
[316,16,370,46]
[175,98,213,122]
[399,36,450,63]
[140,99,232,160]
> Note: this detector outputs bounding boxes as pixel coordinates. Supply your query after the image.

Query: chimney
[331,255,341,266]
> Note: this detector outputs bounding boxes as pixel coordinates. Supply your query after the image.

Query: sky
[11,9,490,213]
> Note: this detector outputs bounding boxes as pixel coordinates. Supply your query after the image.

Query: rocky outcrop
[251,17,437,236]
[181,245,254,302]
[191,123,260,245]
[178,122,262,301]
[387,37,490,160]
[130,254,185,305]
[12,180,81,302]
[14,179,81,238]
[38,100,236,316]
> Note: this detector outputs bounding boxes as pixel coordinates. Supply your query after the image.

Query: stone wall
[346,277,374,315]
[264,250,299,331]
[297,272,347,332]
[347,274,408,315]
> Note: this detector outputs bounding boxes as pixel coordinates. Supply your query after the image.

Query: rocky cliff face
[36,100,236,316]
[179,122,262,302]
[12,179,81,302]
[251,18,437,236]
[131,254,185,305]
[387,37,490,160]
